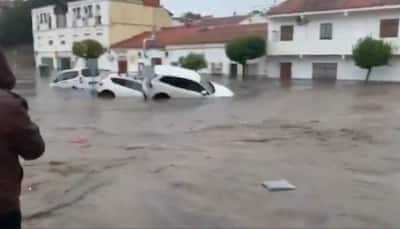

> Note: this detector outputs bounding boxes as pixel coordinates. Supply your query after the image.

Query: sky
[161,0,279,17]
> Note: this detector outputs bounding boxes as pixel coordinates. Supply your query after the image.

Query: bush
[225,36,266,76]
[179,53,207,71]
[352,37,393,83]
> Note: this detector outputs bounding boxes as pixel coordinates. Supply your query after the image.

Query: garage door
[312,63,337,80]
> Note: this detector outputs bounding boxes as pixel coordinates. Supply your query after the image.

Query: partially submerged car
[143,65,234,99]
[97,74,144,98]
[50,68,110,89]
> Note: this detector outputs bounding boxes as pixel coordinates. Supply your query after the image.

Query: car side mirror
[201,90,208,96]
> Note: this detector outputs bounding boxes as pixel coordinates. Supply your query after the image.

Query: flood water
[14,69,400,228]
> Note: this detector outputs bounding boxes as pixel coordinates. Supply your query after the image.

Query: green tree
[72,39,105,59]
[352,37,393,83]
[179,53,207,71]
[225,36,266,77]
[181,12,202,23]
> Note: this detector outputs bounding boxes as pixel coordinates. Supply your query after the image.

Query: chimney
[143,0,160,7]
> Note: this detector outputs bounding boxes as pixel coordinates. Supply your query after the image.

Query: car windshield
[200,79,215,94]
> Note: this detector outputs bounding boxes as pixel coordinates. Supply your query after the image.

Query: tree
[73,39,105,74]
[181,12,202,23]
[73,39,105,59]
[225,36,266,77]
[352,37,393,83]
[179,53,207,71]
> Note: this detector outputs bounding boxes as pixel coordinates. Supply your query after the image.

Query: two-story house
[266,0,400,82]
[32,0,172,70]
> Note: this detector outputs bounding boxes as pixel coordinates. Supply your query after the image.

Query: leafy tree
[352,37,393,83]
[181,12,202,22]
[225,36,266,77]
[72,39,105,59]
[73,39,105,74]
[178,53,207,71]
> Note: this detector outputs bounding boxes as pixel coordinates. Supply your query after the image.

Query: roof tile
[268,0,400,15]
[112,23,267,49]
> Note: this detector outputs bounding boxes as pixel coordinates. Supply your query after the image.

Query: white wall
[111,44,268,76]
[240,14,268,25]
[167,44,234,75]
[32,0,110,69]
[266,56,400,81]
[268,8,400,56]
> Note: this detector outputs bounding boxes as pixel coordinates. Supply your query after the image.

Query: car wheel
[98,90,116,99]
[153,93,170,100]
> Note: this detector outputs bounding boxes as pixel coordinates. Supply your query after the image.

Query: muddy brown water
[12,70,400,228]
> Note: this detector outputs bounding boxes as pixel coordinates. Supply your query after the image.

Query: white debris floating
[262,179,296,192]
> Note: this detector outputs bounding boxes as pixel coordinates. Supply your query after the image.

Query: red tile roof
[268,0,400,15]
[112,23,267,49]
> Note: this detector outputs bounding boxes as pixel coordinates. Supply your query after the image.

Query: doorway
[118,60,127,75]
[230,63,238,77]
[280,63,292,81]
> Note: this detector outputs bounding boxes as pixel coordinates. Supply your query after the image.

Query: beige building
[32,0,172,70]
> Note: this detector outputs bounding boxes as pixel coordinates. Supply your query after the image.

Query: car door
[157,76,204,98]
[80,69,100,89]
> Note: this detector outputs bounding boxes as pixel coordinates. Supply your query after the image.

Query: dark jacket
[0,50,16,90]
[0,50,45,215]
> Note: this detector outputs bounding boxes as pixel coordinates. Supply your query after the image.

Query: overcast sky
[161,0,279,17]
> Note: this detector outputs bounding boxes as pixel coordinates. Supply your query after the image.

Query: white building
[111,23,267,76]
[31,0,172,71]
[265,0,400,82]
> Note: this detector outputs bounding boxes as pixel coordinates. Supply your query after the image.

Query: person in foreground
[0,50,45,229]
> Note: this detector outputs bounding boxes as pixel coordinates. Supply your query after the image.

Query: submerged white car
[50,68,110,90]
[97,74,144,98]
[143,65,234,99]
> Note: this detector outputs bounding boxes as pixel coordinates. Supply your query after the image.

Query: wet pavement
[16,72,400,228]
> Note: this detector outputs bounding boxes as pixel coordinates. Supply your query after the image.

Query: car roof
[155,65,201,82]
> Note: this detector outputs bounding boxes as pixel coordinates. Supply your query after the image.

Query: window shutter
[380,19,399,38]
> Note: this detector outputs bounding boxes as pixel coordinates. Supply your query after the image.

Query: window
[380,19,399,38]
[320,23,333,40]
[76,8,81,19]
[82,69,99,77]
[54,71,78,82]
[88,5,93,18]
[60,40,66,45]
[281,25,294,41]
[95,15,102,25]
[56,14,67,28]
[160,76,204,93]
[48,15,52,29]
[111,78,143,92]
[49,40,53,45]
